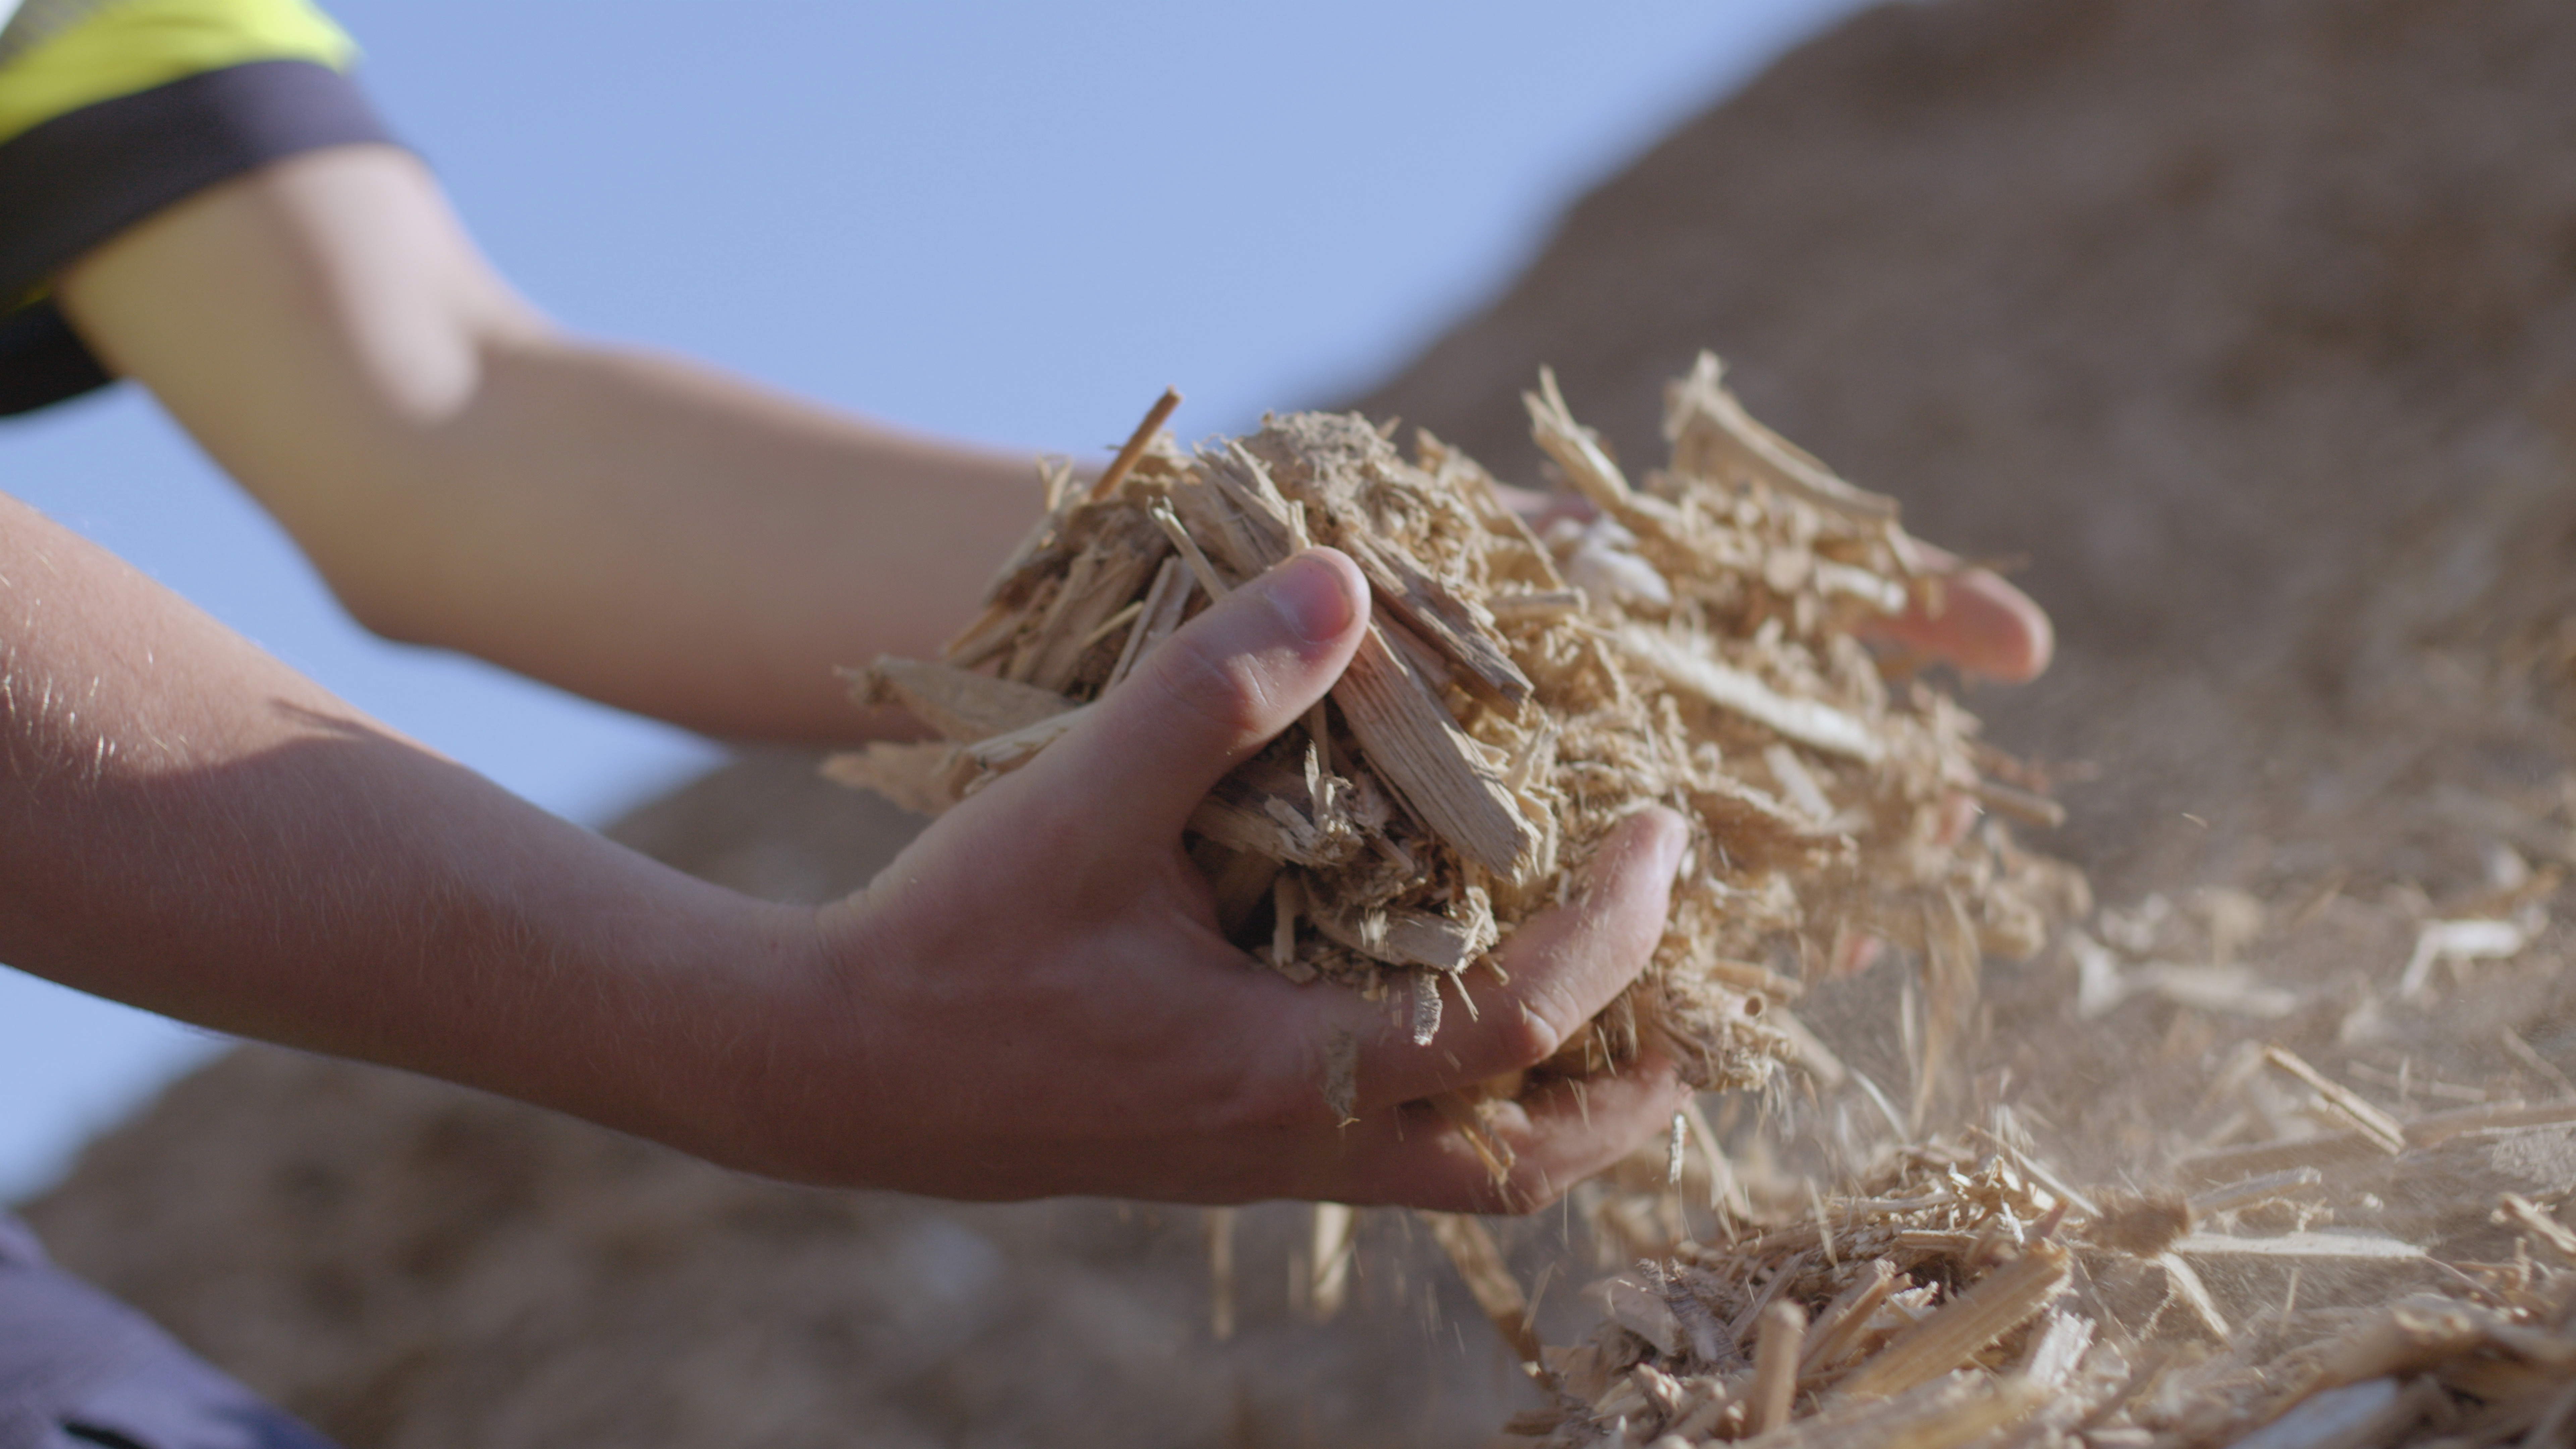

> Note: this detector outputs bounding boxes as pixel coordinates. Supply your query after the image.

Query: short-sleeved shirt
[0,0,398,416]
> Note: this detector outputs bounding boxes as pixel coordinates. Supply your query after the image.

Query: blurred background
[0,0,1878,1203]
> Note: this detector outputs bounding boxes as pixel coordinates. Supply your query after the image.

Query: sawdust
[826,359,2078,1108]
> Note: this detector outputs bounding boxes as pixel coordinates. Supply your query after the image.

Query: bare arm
[55,145,1038,743]
[0,488,795,1155]
[0,495,1682,1208]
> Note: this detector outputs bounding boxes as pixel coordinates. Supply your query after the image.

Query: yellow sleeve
[0,0,356,144]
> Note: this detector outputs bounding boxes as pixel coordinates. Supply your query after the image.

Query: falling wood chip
[1420,1211,1541,1364]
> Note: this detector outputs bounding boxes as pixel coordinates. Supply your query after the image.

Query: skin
[4,145,2047,1209]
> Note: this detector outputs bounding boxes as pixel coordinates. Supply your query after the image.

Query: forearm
[58,147,1039,742]
[244,333,1036,741]
[0,490,811,1160]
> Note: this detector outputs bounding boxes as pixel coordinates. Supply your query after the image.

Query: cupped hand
[738,549,1688,1209]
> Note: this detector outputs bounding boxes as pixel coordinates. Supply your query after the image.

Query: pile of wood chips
[1504,1084,2576,1449]
[827,355,2075,1121]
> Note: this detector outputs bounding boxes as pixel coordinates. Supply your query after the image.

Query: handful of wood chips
[827,355,2076,1106]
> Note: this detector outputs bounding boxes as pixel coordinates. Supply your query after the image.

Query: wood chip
[1836,1242,2071,1401]
[2263,1045,2408,1155]
[1752,1301,1809,1434]
[848,657,1073,742]
[1620,624,1885,764]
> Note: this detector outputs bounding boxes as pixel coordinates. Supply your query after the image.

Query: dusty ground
[22,0,2576,1443]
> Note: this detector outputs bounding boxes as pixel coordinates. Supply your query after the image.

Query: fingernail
[1267,550,1361,646]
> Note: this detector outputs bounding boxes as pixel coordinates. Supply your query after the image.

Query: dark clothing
[0,1216,341,1449]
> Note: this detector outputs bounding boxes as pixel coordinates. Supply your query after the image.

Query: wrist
[639,892,876,1185]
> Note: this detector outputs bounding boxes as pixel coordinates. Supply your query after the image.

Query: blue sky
[0,0,1877,1202]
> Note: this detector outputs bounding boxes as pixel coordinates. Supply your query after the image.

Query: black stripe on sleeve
[0,57,401,415]
[0,296,113,416]
[0,57,400,299]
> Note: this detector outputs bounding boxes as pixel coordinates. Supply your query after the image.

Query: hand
[732,549,1689,1209]
[1858,539,2053,684]
[1499,484,2052,684]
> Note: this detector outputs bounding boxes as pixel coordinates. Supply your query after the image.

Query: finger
[1321,807,1688,1113]
[1292,1051,1687,1212]
[1491,481,1595,531]
[1017,547,1367,852]
[1862,566,2053,683]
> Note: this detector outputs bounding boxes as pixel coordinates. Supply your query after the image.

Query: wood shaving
[828,357,2078,1103]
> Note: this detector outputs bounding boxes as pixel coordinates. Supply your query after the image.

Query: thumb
[1018,547,1368,851]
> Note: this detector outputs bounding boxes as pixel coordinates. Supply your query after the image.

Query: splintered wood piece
[1620,624,1885,763]
[1812,558,1907,613]
[1077,598,1144,652]
[1431,1091,1517,1184]
[2498,1193,2576,1265]
[1664,351,1900,523]
[1737,1372,2043,1449]
[2261,1046,2408,1155]
[1419,1211,1541,1364]
[1835,1242,2070,1401]
[1800,1260,1900,1380]
[850,657,1073,742]
[1486,588,1586,622]
[940,595,1025,668]
[1203,1205,1236,1341]
[2299,1297,2571,1388]
[1334,529,1534,708]
[2155,1251,2234,1343]
[1706,958,1805,1002]
[1187,756,1366,869]
[1149,500,1232,600]
[1332,624,1537,878]
[1106,555,1191,692]
[1419,428,1572,592]
[2171,1231,2425,1261]
[1309,1202,1356,1322]
[2404,1099,2576,1147]
[1524,367,1637,509]
[2230,1378,2444,1449]
[2017,1310,2094,1390]
[1750,1301,1808,1434]
[956,700,1092,773]
[1306,892,1496,974]
[1690,774,1843,861]
[2173,1131,2387,1188]
[1017,509,1169,690]
[1968,777,2067,830]
[1174,445,1296,579]
[1088,386,1182,502]
[2186,1166,2326,1217]
[1268,873,1315,983]
[819,742,960,817]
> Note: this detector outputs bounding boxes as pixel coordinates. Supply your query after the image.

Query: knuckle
[1144,634,1273,746]
[1493,1169,1570,1214]
[1493,990,1574,1068]
[1191,1048,1331,1138]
